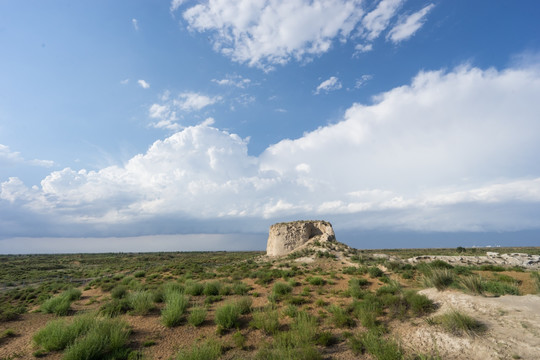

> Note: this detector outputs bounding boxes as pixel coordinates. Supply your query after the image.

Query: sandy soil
[396,288,540,360]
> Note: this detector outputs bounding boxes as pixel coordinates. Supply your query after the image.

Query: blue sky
[1,1,540,253]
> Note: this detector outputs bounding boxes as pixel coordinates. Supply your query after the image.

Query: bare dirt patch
[395,288,540,360]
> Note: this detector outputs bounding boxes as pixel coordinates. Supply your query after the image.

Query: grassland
[0,246,539,360]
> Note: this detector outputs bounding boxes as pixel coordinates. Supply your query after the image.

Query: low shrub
[63,288,82,301]
[484,280,519,296]
[430,310,485,336]
[215,302,241,331]
[0,304,26,322]
[62,319,130,360]
[34,316,95,351]
[479,264,505,272]
[133,270,146,278]
[290,311,318,343]
[100,298,131,318]
[232,282,250,295]
[203,281,222,296]
[272,282,293,297]
[251,307,280,335]
[422,268,454,291]
[430,260,454,269]
[33,314,131,359]
[352,295,383,329]
[283,304,299,318]
[40,296,71,316]
[232,330,246,349]
[128,290,155,315]
[376,281,401,296]
[184,280,204,296]
[257,311,321,360]
[358,329,403,360]
[460,275,485,295]
[327,305,355,328]
[404,291,435,316]
[111,285,129,299]
[368,267,384,278]
[161,293,190,327]
[236,296,253,314]
[40,288,82,316]
[187,307,207,327]
[204,295,223,305]
[348,278,368,299]
[175,338,222,360]
[308,276,325,286]
[288,296,308,305]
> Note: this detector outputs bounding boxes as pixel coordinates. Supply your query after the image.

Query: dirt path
[396,288,540,360]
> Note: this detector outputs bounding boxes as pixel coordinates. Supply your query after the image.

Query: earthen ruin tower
[266,220,335,256]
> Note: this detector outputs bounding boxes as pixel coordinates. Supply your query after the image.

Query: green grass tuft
[430,310,486,336]
[176,339,222,360]
[422,268,455,291]
[161,293,190,327]
[215,302,241,331]
[187,307,207,327]
[128,290,155,315]
[251,307,280,335]
[459,275,485,295]
[327,304,355,328]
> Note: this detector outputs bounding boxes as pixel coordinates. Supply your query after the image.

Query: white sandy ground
[394,288,540,360]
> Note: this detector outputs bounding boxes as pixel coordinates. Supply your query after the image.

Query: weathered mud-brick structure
[266,220,335,256]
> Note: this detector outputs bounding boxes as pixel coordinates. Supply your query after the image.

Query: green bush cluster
[215,302,242,331]
[251,307,280,335]
[176,339,222,360]
[161,293,190,327]
[428,310,485,336]
[40,288,81,316]
[33,314,131,360]
[256,311,322,360]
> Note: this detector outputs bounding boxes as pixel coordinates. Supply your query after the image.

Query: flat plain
[1,245,539,360]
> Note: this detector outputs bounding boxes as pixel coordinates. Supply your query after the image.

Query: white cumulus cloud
[178,0,433,68]
[315,76,342,94]
[361,0,403,40]
[148,91,222,130]
[182,0,365,69]
[387,4,435,43]
[2,62,540,236]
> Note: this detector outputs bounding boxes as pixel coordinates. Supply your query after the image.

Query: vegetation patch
[161,293,190,327]
[176,338,222,360]
[33,314,131,359]
[429,310,486,336]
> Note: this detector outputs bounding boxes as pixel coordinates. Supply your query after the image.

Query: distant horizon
[1,229,538,255]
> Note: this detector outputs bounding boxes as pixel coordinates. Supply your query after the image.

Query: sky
[1,0,540,253]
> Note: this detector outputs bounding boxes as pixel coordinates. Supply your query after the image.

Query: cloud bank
[2,63,540,238]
